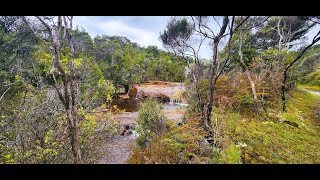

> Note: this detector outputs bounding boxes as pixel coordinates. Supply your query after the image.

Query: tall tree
[160,16,249,134]
[22,16,82,163]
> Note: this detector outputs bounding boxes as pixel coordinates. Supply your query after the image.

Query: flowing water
[99,81,187,164]
[99,98,187,164]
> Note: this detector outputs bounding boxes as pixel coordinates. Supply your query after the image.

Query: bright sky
[74,16,320,60]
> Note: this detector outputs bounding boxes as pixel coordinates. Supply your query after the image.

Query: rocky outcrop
[154,93,170,102]
[136,91,170,102]
[128,86,138,98]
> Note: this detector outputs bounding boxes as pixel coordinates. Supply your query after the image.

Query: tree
[22,16,82,163]
[281,25,320,111]
[160,16,249,134]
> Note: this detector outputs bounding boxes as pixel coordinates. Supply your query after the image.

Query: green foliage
[302,71,320,86]
[220,144,242,164]
[93,36,187,91]
[160,17,193,46]
[136,98,166,147]
[253,16,314,50]
[79,56,116,108]
[232,90,320,163]
[298,84,320,92]
[211,147,222,164]
[128,116,208,164]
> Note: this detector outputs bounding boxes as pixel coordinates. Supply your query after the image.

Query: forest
[0,16,320,164]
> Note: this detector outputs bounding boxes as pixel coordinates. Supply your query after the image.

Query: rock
[136,90,147,99]
[119,94,129,99]
[119,125,130,136]
[199,138,212,157]
[124,130,133,136]
[128,86,138,98]
[129,124,137,130]
[155,93,170,103]
[177,120,184,126]
[282,120,299,127]
[119,127,127,136]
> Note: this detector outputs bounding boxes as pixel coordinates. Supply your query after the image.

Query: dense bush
[136,98,166,148]
[128,113,209,164]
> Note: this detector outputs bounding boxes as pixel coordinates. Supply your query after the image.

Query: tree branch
[285,29,320,71]
[216,16,236,80]
[21,16,44,41]
[35,16,52,37]
[51,72,66,105]
[0,87,10,101]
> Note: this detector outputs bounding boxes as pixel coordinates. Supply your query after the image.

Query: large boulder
[128,86,138,98]
[199,138,212,157]
[136,90,147,99]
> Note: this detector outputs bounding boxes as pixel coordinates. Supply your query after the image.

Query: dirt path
[300,88,320,125]
[98,135,135,164]
[301,88,320,97]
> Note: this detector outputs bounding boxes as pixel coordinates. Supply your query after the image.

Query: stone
[119,127,127,136]
[136,90,147,99]
[129,124,137,130]
[154,93,170,103]
[199,138,212,157]
[119,125,130,136]
[124,130,133,136]
[128,86,138,98]
[283,120,299,127]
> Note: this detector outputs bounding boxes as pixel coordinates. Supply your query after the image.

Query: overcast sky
[73,16,320,59]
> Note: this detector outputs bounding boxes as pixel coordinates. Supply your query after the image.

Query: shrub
[136,98,166,147]
[128,114,208,164]
[303,71,320,86]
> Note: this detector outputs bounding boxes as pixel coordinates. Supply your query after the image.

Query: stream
[98,81,187,164]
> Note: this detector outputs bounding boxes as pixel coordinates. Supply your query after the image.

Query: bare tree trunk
[238,31,259,113]
[51,17,82,163]
[281,70,287,112]
[203,41,219,134]
[22,16,83,163]
[66,18,82,164]
[202,17,230,134]
[277,17,283,53]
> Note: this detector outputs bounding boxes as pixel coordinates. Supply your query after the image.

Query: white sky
[73,16,320,60]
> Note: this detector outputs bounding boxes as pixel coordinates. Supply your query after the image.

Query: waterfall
[135,87,139,99]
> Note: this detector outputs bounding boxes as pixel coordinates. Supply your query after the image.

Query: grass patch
[222,89,320,163]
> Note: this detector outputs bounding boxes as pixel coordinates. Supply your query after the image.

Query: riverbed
[98,81,187,164]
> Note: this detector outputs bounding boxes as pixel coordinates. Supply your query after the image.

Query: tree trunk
[51,18,82,164]
[238,31,259,113]
[67,106,82,163]
[66,27,82,164]
[281,69,287,112]
[201,16,230,134]
[281,29,320,112]
[202,41,219,134]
